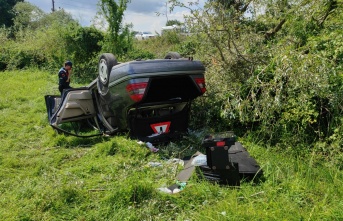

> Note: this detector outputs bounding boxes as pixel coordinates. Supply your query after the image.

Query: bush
[170,0,343,148]
[122,48,155,61]
[63,25,104,83]
[161,31,182,44]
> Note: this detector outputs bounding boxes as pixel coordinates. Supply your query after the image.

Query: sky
[25,0,205,34]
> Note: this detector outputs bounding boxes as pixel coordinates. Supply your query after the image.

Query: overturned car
[45,53,206,142]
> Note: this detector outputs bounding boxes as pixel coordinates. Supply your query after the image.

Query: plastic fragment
[137,141,145,145]
[157,187,172,194]
[146,142,159,152]
[148,162,162,167]
[191,154,207,166]
[172,188,181,193]
[176,181,187,190]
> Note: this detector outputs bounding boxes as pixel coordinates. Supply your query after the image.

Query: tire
[98,53,117,95]
[164,52,181,59]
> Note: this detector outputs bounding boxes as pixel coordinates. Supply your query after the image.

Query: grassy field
[0,70,342,221]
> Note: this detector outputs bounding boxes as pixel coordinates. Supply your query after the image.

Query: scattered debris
[157,187,173,194]
[166,158,184,166]
[137,141,145,145]
[157,181,187,194]
[151,132,263,194]
[146,142,159,152]
[191,154,207,166]
[147,162,163,167]
[137,140,159,152]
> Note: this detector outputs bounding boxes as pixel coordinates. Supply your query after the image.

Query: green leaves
[98,0,132,56]
[169,0,343,147]
[0,0,23,27]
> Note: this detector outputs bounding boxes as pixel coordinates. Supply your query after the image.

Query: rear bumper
[134,131,186,144]
[127,102,190,140]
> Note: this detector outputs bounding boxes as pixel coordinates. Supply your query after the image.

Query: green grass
[0,69,342,220]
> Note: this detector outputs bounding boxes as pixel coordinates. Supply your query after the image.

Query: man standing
[58,61,73,95]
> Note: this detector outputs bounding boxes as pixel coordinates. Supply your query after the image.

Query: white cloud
[67,8,97,25]
[128,0,165,14]
[25,0,205,32]
[124,12,161,33]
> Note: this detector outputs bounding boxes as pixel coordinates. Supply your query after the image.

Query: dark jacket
[58,67,70,88]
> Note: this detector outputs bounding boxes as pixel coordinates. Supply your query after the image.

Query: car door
[45,88,103,137]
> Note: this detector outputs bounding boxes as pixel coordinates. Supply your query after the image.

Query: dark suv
[45,53,206,142]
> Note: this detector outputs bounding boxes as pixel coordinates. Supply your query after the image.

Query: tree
[12,2,77,31]
[98,0,132,56]
[39,9,76,28]
[12,2,44,30]
[208,0,251,12]
[170,0,343,147]
[64,25,105,81]
[0,0,23,27]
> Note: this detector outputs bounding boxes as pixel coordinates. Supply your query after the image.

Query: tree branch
[239,0,252,14]
[318,0,337,27]
[264,19,286,40]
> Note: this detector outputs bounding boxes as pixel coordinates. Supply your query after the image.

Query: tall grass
[0,69,342,220]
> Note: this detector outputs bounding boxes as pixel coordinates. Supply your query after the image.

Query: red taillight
[195,77,206,94]
[126,82,148,102]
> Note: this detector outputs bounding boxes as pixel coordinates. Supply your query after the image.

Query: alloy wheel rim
[99,59,108,83]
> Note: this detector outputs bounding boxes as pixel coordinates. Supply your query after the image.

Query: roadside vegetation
[1,69,342,220]
[0,0,342,220]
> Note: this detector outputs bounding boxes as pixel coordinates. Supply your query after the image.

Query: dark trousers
[59,85,72,95]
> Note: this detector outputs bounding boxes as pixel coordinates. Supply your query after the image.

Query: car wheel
[164,52,181,59]
[98,53,117,95]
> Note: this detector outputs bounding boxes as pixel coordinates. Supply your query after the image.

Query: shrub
[121,48,155,61]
